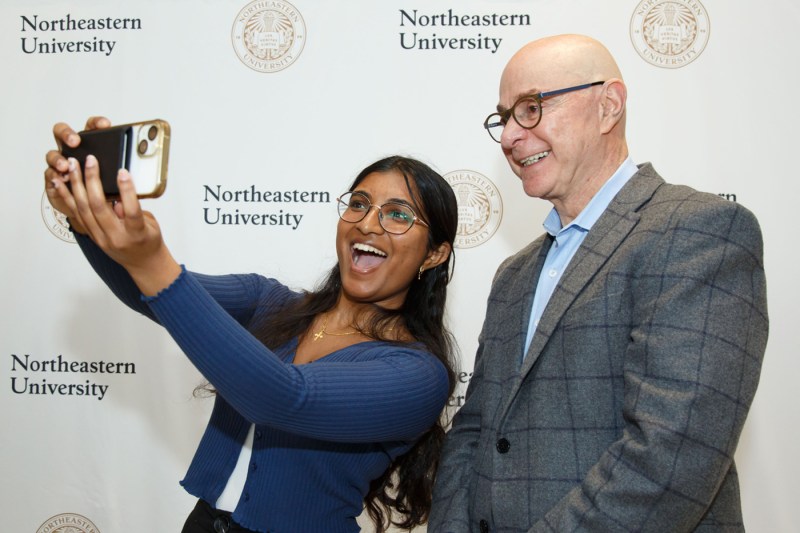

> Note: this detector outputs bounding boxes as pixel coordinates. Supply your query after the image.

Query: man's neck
[553,149,629,226]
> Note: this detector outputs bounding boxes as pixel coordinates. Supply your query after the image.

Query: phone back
[60,119,170,198]
[127,120,170,198]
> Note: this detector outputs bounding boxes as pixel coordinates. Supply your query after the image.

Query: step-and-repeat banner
[2,1,796,531]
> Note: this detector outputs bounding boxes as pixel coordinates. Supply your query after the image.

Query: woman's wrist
[126,247,183,297]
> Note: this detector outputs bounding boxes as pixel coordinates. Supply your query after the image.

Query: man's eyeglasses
[483,81,605,143]
[337,192,429,235]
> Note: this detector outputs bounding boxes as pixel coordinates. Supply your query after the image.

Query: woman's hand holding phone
[45,117,112,234]
[44,117,181,297]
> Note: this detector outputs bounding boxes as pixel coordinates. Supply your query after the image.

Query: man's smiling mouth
[521,151,550,166]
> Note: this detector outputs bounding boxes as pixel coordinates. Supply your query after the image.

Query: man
[430,34,768,532]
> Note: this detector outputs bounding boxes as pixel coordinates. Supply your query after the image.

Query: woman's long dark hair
[252,155,458,531]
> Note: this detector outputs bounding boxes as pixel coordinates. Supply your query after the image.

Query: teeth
[353,243,387,256]
[521,151,549,166]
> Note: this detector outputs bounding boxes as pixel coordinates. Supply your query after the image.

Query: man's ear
[599,79,626,134]
[423,241,452,270]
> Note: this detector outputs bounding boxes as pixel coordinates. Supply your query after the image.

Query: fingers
[46,148,71,176]
[77,159,148,247]
[51,117,112,168]
[48,158,83,227]
[45,116,113,236]
[116,169,146,230]
[69,154,112,242]
[50,122,77,177]
[84,116,112,131]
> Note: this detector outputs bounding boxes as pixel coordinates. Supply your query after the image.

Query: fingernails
[51,179,60,190]
[118,169,131,182]
[68,157,77,172]
[85,154,97,168]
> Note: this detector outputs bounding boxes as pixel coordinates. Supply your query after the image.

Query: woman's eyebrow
[353,191,414,207]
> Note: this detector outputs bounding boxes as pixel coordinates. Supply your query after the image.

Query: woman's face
[336,170,442,310]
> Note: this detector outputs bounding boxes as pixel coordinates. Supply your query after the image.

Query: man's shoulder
[493,234,548,280]
[627,164,763,248]
[629,163,754,221]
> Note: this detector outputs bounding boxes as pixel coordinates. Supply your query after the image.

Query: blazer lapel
[498,164,664,422]
[484,234,553,386]
[516,236,553,359]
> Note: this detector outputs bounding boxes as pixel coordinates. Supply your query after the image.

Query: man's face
[498,60,601,206]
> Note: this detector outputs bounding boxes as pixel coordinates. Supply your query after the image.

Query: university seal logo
[630,0,710,69]
[41,192,75,244]
[36,512,100,533]
[232,0,306,73]
[443,170,502,249]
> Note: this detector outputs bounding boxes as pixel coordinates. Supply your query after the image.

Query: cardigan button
[496,438,510,454]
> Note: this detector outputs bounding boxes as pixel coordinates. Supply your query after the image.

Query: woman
[44,118,459,533]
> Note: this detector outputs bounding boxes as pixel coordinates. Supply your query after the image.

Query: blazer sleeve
[531,200,768,531]
[429,337,486,532]
[429,255,518,533]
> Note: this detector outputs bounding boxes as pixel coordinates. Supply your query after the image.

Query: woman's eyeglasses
[337,192,429,235]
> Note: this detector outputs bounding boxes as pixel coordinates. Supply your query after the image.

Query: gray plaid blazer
[430,164,768,533]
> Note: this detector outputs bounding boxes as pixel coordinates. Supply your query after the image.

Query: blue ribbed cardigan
[76,234,450,533]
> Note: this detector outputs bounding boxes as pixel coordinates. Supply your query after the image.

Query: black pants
[181,499,259,533]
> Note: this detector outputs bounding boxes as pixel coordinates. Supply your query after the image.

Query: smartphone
[60,119,170,198]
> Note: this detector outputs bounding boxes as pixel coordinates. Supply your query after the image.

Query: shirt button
[242,493,250,502]
[496,438,510,454]
[250,462,258,472]
[548,269,557,277]
[480,519,489,533]
[255,430,263,440]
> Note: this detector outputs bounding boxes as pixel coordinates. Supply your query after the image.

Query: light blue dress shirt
[523,158,639,358]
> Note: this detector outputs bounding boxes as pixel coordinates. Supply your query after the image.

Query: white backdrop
[2,1,797,531]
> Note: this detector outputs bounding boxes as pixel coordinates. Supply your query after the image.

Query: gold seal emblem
[231,0,306,73]
[41,192,76,244]
[443,170,502,249]
[36,512,100,533]
[630,0,710,69]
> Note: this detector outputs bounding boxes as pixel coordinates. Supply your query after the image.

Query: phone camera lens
[138,140,148,155]
[147,126,158,141]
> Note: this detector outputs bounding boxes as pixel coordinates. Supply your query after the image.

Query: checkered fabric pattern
[430,164,768,533]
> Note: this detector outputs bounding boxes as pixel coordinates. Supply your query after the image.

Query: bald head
[502,34,623,93]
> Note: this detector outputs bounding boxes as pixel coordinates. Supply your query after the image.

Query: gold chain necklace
[312,316,358,342]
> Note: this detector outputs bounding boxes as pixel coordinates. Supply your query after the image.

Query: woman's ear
[423,242,452,270]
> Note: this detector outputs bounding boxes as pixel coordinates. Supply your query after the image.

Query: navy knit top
[76,234,450,533]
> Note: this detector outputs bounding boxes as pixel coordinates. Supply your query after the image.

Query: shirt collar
[543,156,638,236]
